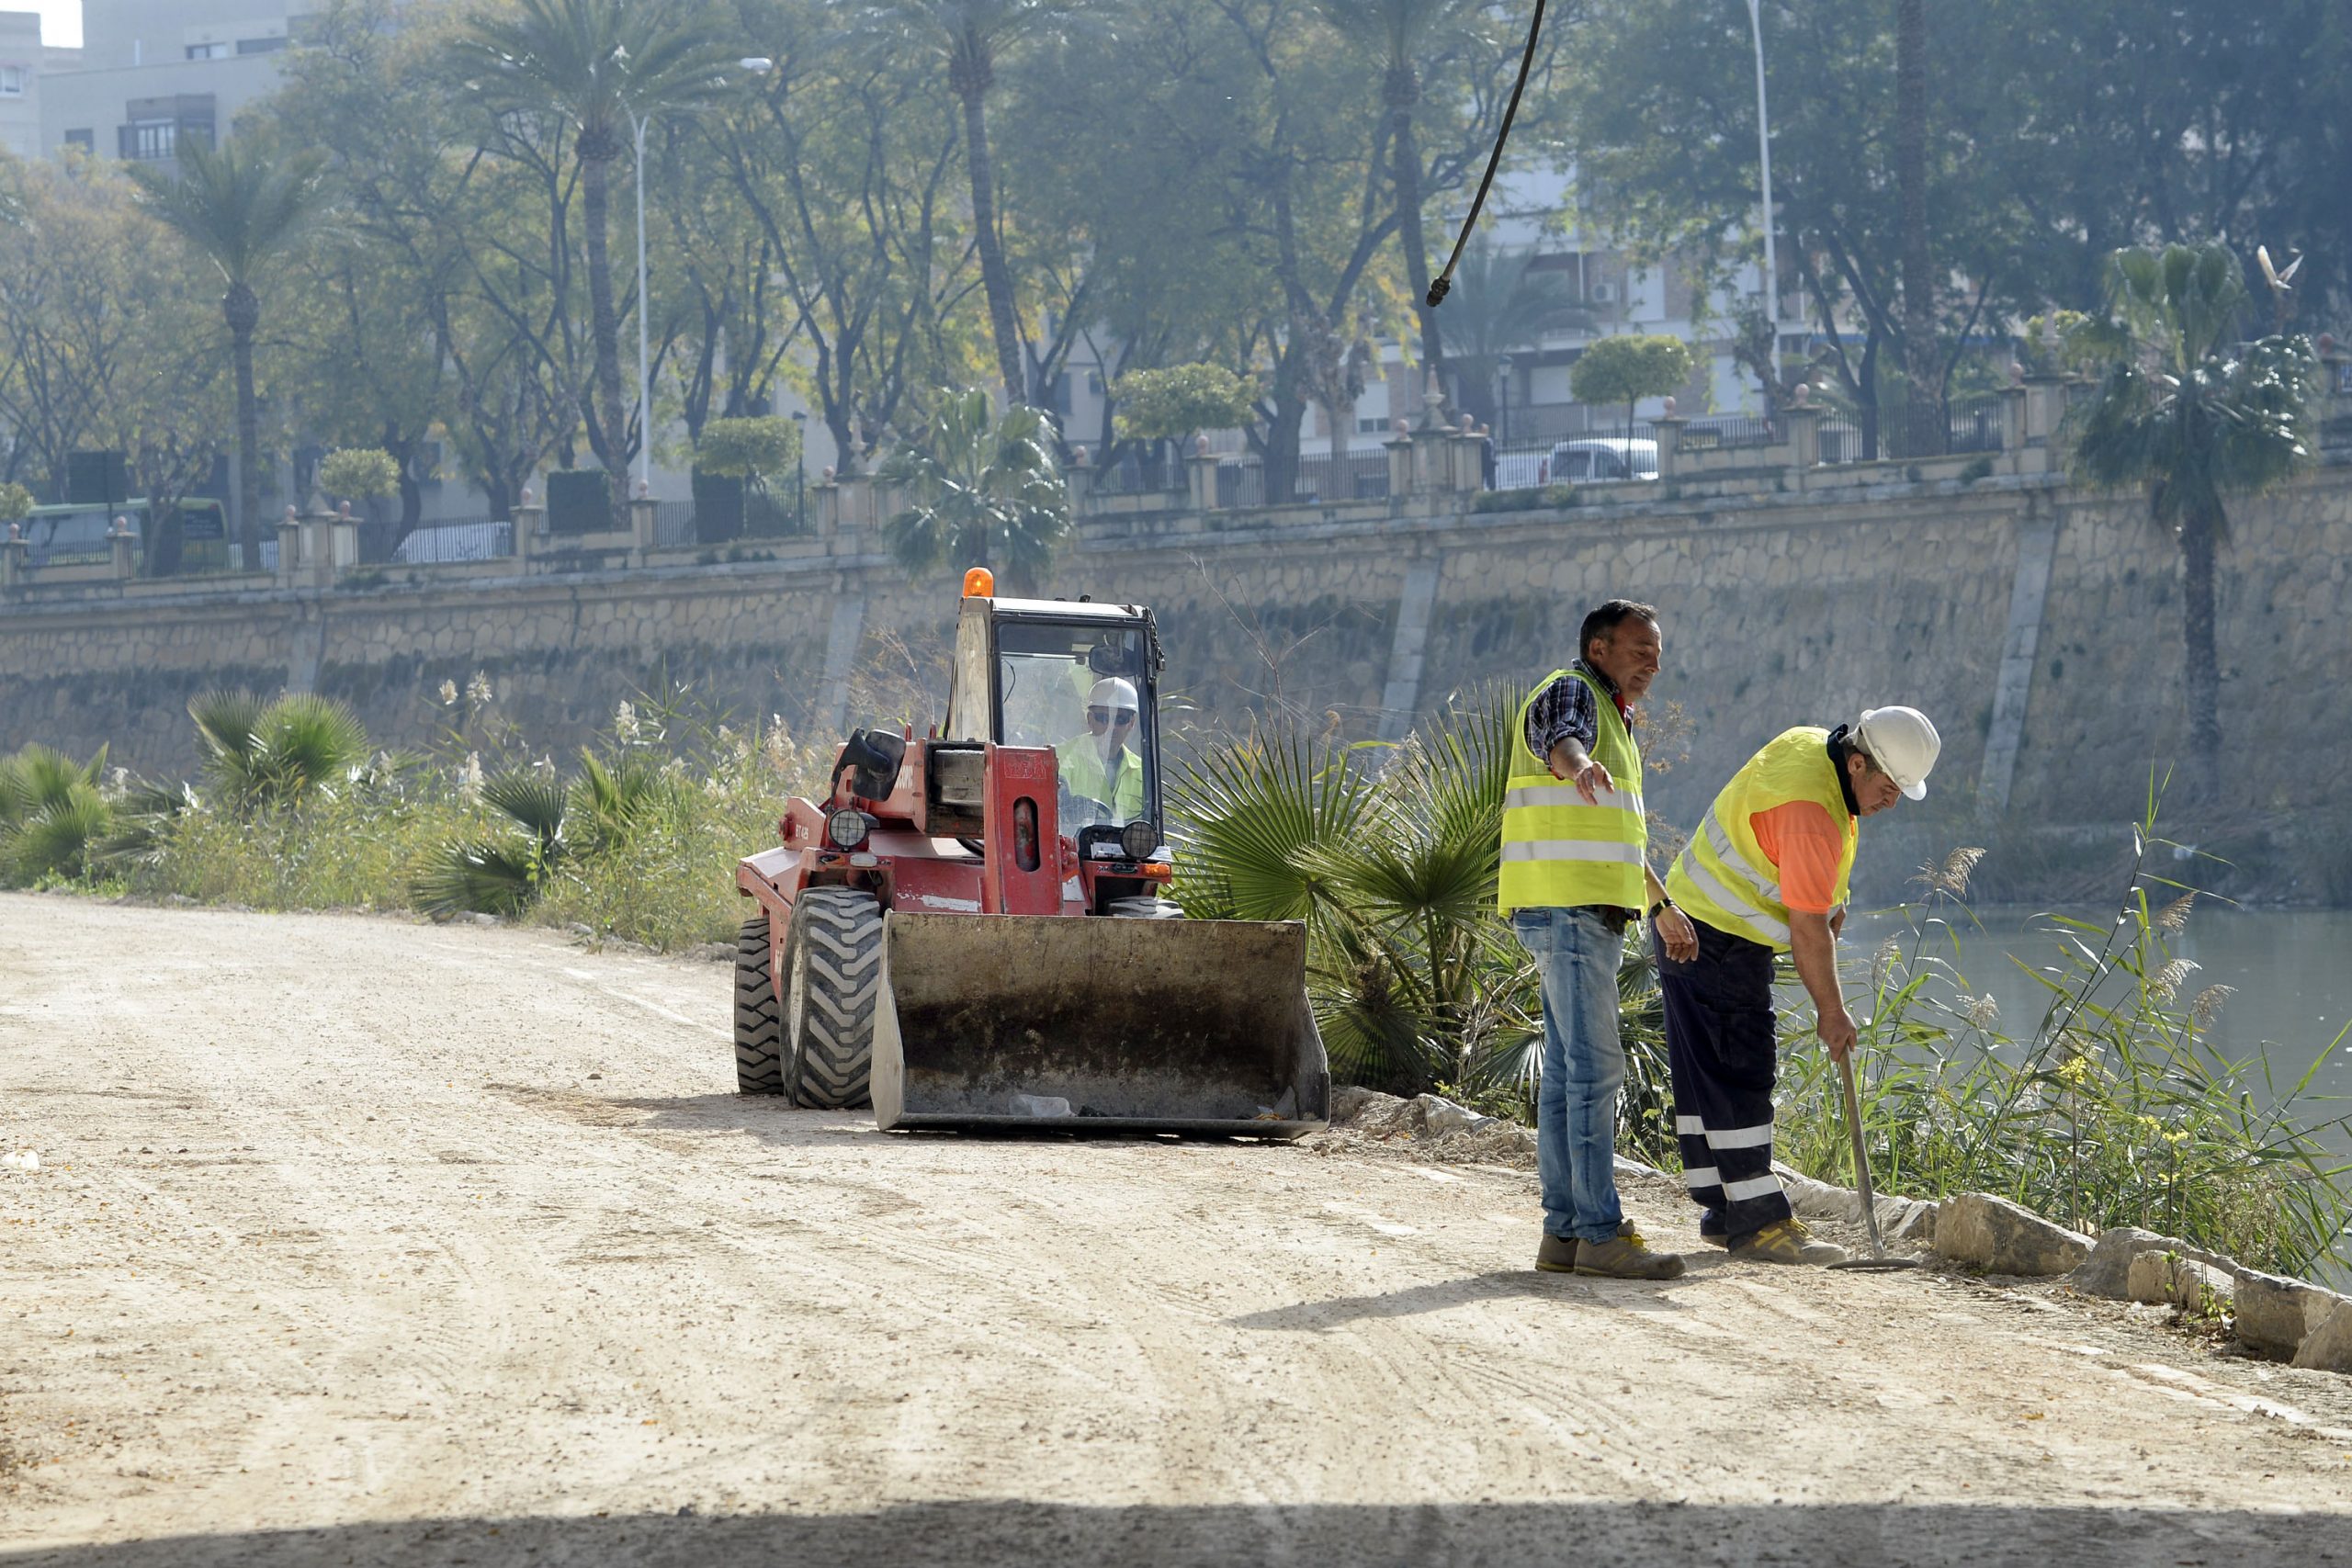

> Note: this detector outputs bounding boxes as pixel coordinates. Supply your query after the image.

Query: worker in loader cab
[1056,676,1146,826]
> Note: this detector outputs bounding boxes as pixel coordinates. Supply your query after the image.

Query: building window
[123,119,176,161]
[186,42,230,61]
[236,36,288,55]
[63,129,93,152]
[0,65,24,96]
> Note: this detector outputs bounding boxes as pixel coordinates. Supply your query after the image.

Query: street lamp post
[1498,354,1514,446]
[1743,0,1781,384]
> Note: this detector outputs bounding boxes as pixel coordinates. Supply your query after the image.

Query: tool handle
[1837,1051,1889,1258]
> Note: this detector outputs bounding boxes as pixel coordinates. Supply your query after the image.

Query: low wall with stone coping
[4,460,2348,902]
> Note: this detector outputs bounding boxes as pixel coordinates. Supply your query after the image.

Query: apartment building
[39,2,307,169]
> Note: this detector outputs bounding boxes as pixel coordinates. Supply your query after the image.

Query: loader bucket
[871,913,1329,1137]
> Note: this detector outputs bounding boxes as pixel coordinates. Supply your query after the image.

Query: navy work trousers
[1656,917,1792,1239]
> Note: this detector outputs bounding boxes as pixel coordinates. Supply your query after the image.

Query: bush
[0,744,112,885]
[545,468,613,535]
[1471,483,1577,513]
[319,448,399,501]
[1112,364,1258,445]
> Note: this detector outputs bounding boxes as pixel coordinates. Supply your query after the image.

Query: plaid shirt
[1523,660,1623,764]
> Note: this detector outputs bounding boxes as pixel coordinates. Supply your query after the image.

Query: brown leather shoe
[1574,1233,1687,1280]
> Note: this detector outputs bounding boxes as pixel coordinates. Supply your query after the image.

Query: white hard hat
[1088,677,1138,713]
[1855,705,1940,800]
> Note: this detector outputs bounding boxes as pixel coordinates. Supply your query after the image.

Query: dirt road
[4,896,2351,1566]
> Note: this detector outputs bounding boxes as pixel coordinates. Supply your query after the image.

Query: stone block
[2235,1270,2349,1359]
[1933,1192,2092,1276]
[2290,1299,2352,1373]
[2067,1226,2172,1299]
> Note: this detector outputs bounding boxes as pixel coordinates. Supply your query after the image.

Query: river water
[1842,905,2352,1139]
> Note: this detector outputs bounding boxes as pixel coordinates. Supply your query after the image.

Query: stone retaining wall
[5,464,2348,901]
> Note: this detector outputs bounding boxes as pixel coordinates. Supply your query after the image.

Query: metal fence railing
[380,517,513,565]
[1817,400,2007,463]
[655,501,696,548]
[1212,451,1391,509]
[1679,415,1778,450]
[1094,446,1184,496]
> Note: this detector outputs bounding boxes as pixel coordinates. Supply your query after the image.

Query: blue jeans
[1510,906,1627,1244]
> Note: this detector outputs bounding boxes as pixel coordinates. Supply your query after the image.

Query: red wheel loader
[731,571,1329,1137]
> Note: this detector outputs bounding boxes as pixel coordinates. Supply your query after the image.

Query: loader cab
[945,594,1165,848]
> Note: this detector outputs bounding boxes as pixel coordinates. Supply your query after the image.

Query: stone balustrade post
[1384,426,1413,503]
[109,517,135,581]
[1650,415,1685,481]
[1783,404,1821,470]
[1185,437,1220,513]
[629,496,658,567]
[2021,373,2067,446]
[1447,420,1483,492]
[834,470,872,534]
[814,472,842,550]
[2001,382,2030,456]
[1,525,27,592]
[276,508,303,587]
[1064,448,1093,518]
[331,503,359,575]
[512,501,543,569]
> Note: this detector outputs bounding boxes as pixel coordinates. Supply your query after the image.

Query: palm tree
[187,689,370,812]
[878,388,1070,593]
[130,139,330,571]
[456,0,741,520]
[2066,242,2316,806]
[854,0,1079,407]
[1315,0,1476,388]
[0,744,112,886]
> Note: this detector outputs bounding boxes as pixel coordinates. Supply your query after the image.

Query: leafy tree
[129,138,331,572]
[851,0,1086,406]
[0,481,30,524]
[455,0,741,520]
[878,388,1069,593]
[694,415,800,480]
[1111,365,1259,451]
[1569,334,1696,442]
[2065,243,2316,805]
[319,447,400,502]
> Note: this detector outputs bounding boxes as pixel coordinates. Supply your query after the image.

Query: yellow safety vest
[1666,726,1857,952]
[1054,735,1146,822]
[1498,667,1647,912]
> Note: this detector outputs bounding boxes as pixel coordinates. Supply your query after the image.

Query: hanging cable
[1427,0,1548,309]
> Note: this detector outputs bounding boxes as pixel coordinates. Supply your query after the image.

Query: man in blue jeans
[1501,600,1700,1280]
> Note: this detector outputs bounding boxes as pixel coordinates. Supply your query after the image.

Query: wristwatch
[1645,897,1673,921]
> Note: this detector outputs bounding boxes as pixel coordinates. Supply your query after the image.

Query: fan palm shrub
[2064,242,2317,805]
[878,388,1070,593]
[189,690,371,812]
[0,744,113,884]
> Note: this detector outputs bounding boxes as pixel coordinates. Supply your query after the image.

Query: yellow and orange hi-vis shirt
[1747,799,1850,915]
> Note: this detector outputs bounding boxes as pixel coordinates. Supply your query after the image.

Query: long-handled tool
[1826,1049,1921,1272]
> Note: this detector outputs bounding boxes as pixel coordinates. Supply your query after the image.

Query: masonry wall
[6,468,2348,899]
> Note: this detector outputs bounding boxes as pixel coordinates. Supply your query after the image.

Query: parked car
[1542,438,1658,483]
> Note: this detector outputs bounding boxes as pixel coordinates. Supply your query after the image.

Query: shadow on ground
[6,1500,2344,1568]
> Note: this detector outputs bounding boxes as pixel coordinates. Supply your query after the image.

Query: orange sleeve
[1747,800,1845,914]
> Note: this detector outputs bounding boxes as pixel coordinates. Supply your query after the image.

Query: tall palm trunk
[2176,500,2224,805]
[1895,0,1939,457]
[953,28,1025,409]
[578,140,630,525]
[1386,60,1443,393]
[224,283,261,572]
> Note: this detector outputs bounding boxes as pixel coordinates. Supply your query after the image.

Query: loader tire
[781,886,883,1109]
[733,914,786,1095]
